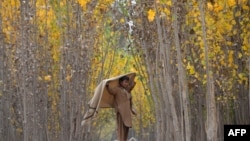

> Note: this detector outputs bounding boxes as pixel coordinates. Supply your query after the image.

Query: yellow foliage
[215,17,232,34]
[10,0,19,6]
[242,45,248,52]
[227,0,236,7]
[235,11,241,17]
[78,0,90,11]
[213,3,223,12]
[44,75,52,81]
[47,8,56,19]
[166,0,172,6]
[186,62,196,75]
[36,0,45,6]
[206,16,215,26]
[197,36,202,41]
[242,5,249,10]
[200,52,205,60]
[207,3,213,11]
[120,18,125,23]
[52,45,60,62]
[238,73,248,84]
[102,0,114,5]
[231,20,236,25]
[238,52,243,59]
[1,0,20,43]
[194,72,200,79]
[147,9,156,22]
[228,50,234,66]
[163,8,171,16]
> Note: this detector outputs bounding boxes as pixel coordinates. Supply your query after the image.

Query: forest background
[0,0,249,141]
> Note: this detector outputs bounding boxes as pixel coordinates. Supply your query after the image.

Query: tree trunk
[199,0,218,140]
[248,37,250,119]
[19,0,36,140]
[172,0,191,140]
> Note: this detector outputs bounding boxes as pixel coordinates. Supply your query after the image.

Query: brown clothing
[117,112,129,141]
[107,86,133,127]
[81,73,136,127]
[107,84,135,141]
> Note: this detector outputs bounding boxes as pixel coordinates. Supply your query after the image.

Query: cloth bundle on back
[81,72,136,126]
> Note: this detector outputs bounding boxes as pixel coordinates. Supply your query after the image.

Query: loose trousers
[117,112,129,141]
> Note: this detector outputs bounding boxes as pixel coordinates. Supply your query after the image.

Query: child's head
[119,76,130,89]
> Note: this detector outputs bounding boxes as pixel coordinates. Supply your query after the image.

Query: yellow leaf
[166,1,172,6]
[242,5,249,10]
[231,20,236,25]
[44,75,51,81]
[221,59,225,66]
[238,73,247,84]
[186,62,195,75]
[204,74,207,79]
[207,3,213,11]
[197,36,202,41]
[235,11,241,17]
[194,72,199,79]
[233,29,237,35]
[242,45,248,51]
[227,41,232,46]
[228,50,234,65]
[163,8,170,16]
[120,18,125,23]
[189,67,195,75]
[147,9,156,22]
[214,3,223,12]
[228,0,236,7]
[11,0,19,6]
[78,0,90,10]
[238,52,242,58]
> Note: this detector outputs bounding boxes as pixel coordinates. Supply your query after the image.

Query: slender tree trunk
[141,30,161,141]
[172,0,191,140]
[137,1,162,140]
[19,1,32,140]
[199,1,218,141]
[157,18,180,141]
[0,6,5,140]
[248,37,250,117]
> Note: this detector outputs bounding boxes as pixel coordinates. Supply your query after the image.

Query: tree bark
[172,0,191,140]
[199,0,218,140]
